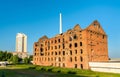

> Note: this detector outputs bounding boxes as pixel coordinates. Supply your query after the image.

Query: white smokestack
[60,13,62,34]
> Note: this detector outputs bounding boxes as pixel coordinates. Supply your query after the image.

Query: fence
[89,62,120,73]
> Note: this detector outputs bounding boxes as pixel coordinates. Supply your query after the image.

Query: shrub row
[28,65,97,76]
[28,66,78,74]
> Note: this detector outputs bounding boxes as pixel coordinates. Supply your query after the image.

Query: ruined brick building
[33,20,109,69]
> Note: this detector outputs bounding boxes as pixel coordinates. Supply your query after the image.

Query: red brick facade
[33,20,109,69]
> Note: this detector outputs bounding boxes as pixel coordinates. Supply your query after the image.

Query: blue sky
[0,0,120,58]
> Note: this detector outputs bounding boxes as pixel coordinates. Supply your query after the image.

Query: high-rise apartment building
[33,20,108,69]
[16,33,27,52]
[14,33,28,58]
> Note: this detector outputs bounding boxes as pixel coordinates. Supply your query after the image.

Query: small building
[33,20,109,69]
[0,61,7,67]
[12,52,29,59]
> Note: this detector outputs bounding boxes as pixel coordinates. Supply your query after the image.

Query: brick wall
[33,20,108,69]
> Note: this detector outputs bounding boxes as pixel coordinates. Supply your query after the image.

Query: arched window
[73,34,77,40]
[80,64,83,69]
[75,50,77,54]
[55,46,57,49]
[63,44,65,49]
[51,52,53,55]
[103,35,105,39]
[59,51,61,55]
[69,43,72,48]
[80,49,83,54]
[55,51,57,55]
[35,48,37,51]
[59,63,61,67]
[55,40,57,43]
[70,50,72,55]
[75,64,77,68]
[48,41,50,50]
[51,40,53,44]
[70,57,72,62]
[59,57,61,62]
[40,48,43,52]
[63,51,65,55]
[63,63,65,67]
[58,39,60,43]
[74,43,78,47]
[48,58,50,61]
[69,36,72,41]
[80,56,83,62]
[80,42,82,46]
[75,57,77,61]
[58,45,60,49]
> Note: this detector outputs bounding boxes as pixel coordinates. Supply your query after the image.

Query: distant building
[33,20,109,69]
[14,33,28,58]
[16,33,27,52]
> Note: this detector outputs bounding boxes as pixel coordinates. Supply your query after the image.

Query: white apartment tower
[16,33,27,52]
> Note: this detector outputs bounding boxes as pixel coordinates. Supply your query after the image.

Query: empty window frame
[69,43,72,48]
[75,64,77,68]
[74,43,78,47]
[80,64,83,69]
[70,50,72,55]
[75,50,77,54]
[80,49,83,54]
[63,63,65,67]
[59,57,61,62]
[55,46,57,49]
[63,51,65,55]
[69,36,72,41]
[58,45,61,49]
[55,51,57,55]
[59,51,61,55]
[55,40,57,43]
[63,44,65,49]
[58,39,60,43]
[103,35,105,39]
[80,42,82,46]
[73,34,77,40]
[75,57,77,61]
[80,56,83,62]
[70,57,72,62]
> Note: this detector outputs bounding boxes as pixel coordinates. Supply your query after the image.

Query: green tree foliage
[0,50,13,61]
[0,50,32,64]
[0,51,4,61]
[29,55,33,61]
[11,55,19,64]
[23,57,29,64]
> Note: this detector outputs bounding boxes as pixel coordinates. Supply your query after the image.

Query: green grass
[0,64,120,77]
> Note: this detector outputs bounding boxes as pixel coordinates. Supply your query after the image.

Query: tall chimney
[60,13,62,34]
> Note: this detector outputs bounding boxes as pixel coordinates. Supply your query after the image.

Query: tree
[7,52,13,60]
[0,50,13,61]
[23,57,29,64]
[29,55,33,61]
[0,51,3,61]
[12,55,19,64]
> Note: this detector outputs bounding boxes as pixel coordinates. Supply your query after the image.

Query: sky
[0,0,120,58]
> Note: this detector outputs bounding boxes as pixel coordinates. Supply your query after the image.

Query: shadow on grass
[0,69,93,77]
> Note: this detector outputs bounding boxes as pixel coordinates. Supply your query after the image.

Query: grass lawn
[0,64,120,77]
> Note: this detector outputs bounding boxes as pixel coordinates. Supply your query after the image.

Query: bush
[28,66,36,69]
[35,66,42,70]
[47,68,53,72]
[41,67,46,71]
[57,70,61,73]
[67,71,76,74]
